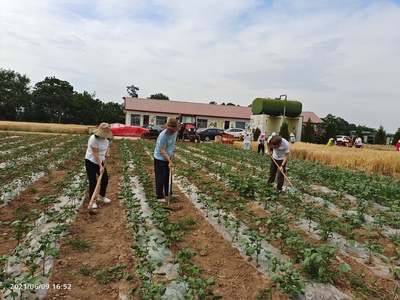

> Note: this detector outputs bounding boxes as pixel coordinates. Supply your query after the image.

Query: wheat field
[0,121,92,134]
[235,141,400,177]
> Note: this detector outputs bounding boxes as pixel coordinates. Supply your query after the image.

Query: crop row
[0,133,87,207]
[136,140,399,299]
[118,139,221,299]
[1,153,87,299]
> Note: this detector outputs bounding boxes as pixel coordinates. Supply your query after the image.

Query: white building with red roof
[123,97,322,138]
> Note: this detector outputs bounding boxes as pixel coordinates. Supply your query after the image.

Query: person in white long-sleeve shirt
[243,132,251,150]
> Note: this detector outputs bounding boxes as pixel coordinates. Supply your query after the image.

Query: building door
[143,115,149,125]
[224,121,230,129]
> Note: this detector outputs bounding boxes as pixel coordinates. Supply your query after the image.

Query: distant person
[353,135,362,148]
[342,137,350,147]
[327,138,335,146]
[153,118,181,202]
[178,123,185,141]
[257,132,266,154]
[396,140,400,152]
[243,132,251,150]
[267,135,290,193]
[85,123,113,209]
[289,132,296,143]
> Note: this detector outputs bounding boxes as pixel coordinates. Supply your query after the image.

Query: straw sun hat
[269,135,282,148]
[163,118,181,132]
[93,123,113,139]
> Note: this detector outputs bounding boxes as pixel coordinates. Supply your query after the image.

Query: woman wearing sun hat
[153,118,181,202]
[396,140,400,152]
[266,135,290,193]
[327,138,335,146]
[85,122,113,208]
[257,132,266,154]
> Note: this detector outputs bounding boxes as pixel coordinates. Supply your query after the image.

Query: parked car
[141,124,164,132]
[224,128,246,139]
[140,124,164,139]
[195,128,224,142]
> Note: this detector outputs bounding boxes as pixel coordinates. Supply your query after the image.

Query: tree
[253,127,261,141]
[279,122,289,141]
[392,128,400,146]
[0,68,31,121]
[303,118,316,143]
[374,125,387,145]
[28,77,74,123]
[209,101,217,105]
[70,91,103,124]
[323,114,352,135]
[100,102,125,124]
[323,121,337,144]
[127,85,139,98]
[148,93,169,100]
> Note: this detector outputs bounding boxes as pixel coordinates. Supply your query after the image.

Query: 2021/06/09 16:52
[10,283,72,290]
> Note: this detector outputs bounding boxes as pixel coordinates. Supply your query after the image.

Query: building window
[236,121,245,129]
[197,118,208,128]
[130,114,140,126]
[156,116,167,125]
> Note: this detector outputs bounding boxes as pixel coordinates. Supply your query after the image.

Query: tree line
[0,68,125,125]
[1,68,399,145]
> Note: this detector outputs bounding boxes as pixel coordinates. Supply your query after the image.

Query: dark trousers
[154,158,171,199]
[85,159,108,199]
[258,144,265,154]
[268,158,285,191]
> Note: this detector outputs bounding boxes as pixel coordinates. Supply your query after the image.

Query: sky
[1,0,399,133]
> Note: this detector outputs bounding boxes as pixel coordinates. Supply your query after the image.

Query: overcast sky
[1,0,399,133]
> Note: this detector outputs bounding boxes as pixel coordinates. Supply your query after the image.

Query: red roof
[124,97,251,119]
[123,97,322,123]
[300,111,323,124]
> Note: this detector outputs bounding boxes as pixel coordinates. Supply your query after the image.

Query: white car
[224,128,246,138]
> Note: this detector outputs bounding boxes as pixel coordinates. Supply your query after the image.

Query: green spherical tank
[251,98,302,117]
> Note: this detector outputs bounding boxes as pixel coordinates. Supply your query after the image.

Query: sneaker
[169,194,180,199]
[97,196,111,204]
[92,203,98,209]
[157,198,166,203]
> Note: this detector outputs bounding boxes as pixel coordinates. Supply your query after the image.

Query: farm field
[0,131,399,300]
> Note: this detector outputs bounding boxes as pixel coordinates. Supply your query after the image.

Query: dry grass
[0,121,93,134]
[235,141,400,177]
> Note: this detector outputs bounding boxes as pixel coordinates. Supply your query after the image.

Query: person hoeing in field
[266,135,290,193]
[85,122,113,209]
[153,118,181,202]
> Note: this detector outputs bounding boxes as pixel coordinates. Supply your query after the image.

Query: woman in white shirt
[85,123,113,208]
